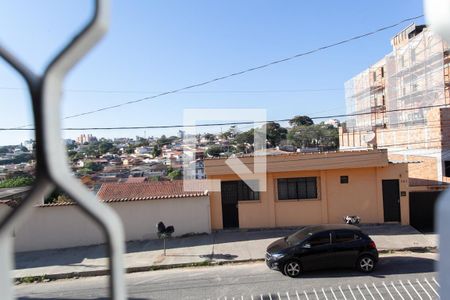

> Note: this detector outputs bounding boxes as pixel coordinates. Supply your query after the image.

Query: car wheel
[283,260,302,278]
[357,255,376,273]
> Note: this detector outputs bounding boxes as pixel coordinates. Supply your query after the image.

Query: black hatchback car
[266,224,378,277]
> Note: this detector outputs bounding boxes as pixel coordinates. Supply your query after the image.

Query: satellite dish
[362,131,376,143]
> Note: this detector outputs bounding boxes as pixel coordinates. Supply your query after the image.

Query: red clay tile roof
[96,180,208,202]
[0,199,19,208]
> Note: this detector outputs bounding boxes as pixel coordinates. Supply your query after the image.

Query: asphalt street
[15,252,438,300]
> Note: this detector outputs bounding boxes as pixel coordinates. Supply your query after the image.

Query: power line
[27,14,423,122]
[1,102,447,131]
[0,87,344,94]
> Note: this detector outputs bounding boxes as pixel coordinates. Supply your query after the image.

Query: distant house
[123,158,143,166]
[162,148,183,160]
[91,159,109,166]
[130,163,167,178]
[126,177,148,183]
[134,146,154,155]
[109,158,123,165]
[97,169,130,183]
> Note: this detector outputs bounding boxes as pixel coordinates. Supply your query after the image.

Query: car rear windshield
[286,227,314,245]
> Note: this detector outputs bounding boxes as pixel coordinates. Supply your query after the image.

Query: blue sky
[0,0,424,145]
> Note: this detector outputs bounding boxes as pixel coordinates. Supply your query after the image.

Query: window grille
[277,177,318,200]
[0,1,126,299]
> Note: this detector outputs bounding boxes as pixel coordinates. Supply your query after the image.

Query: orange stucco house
[204,149,409,230]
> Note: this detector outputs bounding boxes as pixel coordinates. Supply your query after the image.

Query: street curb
[378,246,437,254]
[14,259,264,284]
[14,246,437,284]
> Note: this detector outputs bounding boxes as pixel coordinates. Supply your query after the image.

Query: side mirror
[303,243,311,249]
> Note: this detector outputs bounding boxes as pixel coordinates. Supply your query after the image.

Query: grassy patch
[15,275,49,284]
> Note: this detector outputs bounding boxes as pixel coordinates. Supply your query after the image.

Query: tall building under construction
[339,24,450,229]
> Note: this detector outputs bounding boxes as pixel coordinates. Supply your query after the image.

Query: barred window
[237,180,259,201]
[277,177,317,200]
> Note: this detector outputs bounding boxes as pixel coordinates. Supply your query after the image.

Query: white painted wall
[10,196,211,252]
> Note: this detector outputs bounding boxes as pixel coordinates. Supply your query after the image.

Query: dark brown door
[410,191,441,232]
[382,179,401,222]
[221,181,239,228]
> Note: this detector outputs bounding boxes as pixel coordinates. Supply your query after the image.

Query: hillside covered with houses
[0,116,339,204]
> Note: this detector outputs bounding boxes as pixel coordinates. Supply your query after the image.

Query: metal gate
[410,191,441,232]
[382,180,401,222]
[221,181,239,228]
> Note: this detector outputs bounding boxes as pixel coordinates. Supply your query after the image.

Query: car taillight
[369,241,377,249]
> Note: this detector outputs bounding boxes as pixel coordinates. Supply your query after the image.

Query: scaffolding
[385,29,445,128]
[345,61,386,131]
[345,28,446,131]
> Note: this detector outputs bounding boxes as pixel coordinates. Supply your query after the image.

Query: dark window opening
[277,177,317,200]
[445,161,450,177]
[340,176,349,184]
[237,180,259,201]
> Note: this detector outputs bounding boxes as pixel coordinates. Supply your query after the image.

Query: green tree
[263,122,287,147]
[67,150,77,159]
[168,136,180,144]
[135,137,150,147]
[83,143,99,157]
[124,147,135,154]
[45,188,72,204]
[0,153,33,165]
[287,124,338,150]
[71,152,85,161]
[152,145,162,158]
[167,169,182,180]
[203,133,216,143]
[98,141,114,155]
[84,161,104,172]
[289,115,314,127]
[0,146,10,154]
[0,176,34,188]
[234,129,254,153]
[157,135,170,146]
[66,143,76,151]
[206,145,226,157]
[219,126,238,140]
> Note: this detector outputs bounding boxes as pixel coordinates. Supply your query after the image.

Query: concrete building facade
[339,24,450,191]
[204,150,409,230]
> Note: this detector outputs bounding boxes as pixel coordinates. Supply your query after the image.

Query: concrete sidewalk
[13,224,438,279]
